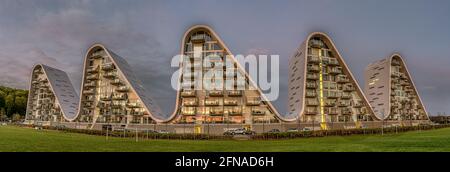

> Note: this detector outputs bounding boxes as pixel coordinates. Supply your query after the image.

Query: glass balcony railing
[306,82,316,89]
[180,90,196,97]
[209,107,224,116]
[324,107,338,115]
[305,90,317,97]
[116,86,129,92]
[224,98,238,106]
[226,107,242,116]
[246,97,261,106]
[329,67,342,74]
[227,90,242,96]
[182,98,198,106]
[306,73,318,80]
[305,107,318,115]
[204,99,220,106]
[307,56,320,64]
[110,79,123,85]
[307,65,319,72]
[91,51,106,59]
[86,75,99,80]
[309,39,325,48]
[126,101,141,108]
[208,90,223,97]
[251,107,266,116]
[181,107,196,116]
[336,75,349,83]
[86,67,99,73]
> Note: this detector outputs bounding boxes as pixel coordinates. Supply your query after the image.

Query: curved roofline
[164,24,296,122]
[296,32,378,120]
[27,64,79,121]
[387,53,430,120]
[77,43,167,123]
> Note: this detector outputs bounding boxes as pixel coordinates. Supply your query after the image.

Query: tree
[12,113,22,122]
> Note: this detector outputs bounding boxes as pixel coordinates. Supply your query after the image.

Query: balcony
[34,69,43,74]
[91,51,106,59]
[343,84,355,92]
[86,66,99,73]
[83,89,95,95]
[309,39,325,48]
[328,58,339,66]
[111,79,123,86]
[338,100,351,107]
[208,90,223,97]
[183,98,198,106]
[324,99,336,107]
[306,99,319,106]
[224,98,238,106]
[307,56,320,64]
[86,74,99,80]
[329,67,342,75]
[102,63,114,71]
[112,94,127,100]
[84,102,93,107]
[251,107,266,116]
[204,98,220,106]
[103,71,117,79]
[391,71,400,78]
[306,73,318,80]
[326,91,339,98]
[391,60,401,66]
[84,81,96,88]
[116,86,129,92]
[400,80,409,86]
[84,96,94,102]
[226,107,242,116]
[305,90,317,98]
[353,100,363,108]
[304,107,318,115]
[181,90,196,97]
[126,101,141,108]
[336,75,349,83]
[246,97,261,106]
[100,95,111,101]
[307,64,319,72]
[325,107,338,115]
[181,107,196,116]
[227,90,243,97]
[111,102,123,108]
[341,108,352,115]
[341,92,351,99]
[306,82,316,89]
[191,34,207,43]
[209,107,224,116]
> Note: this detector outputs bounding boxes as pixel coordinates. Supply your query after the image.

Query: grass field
[1,125,450,152]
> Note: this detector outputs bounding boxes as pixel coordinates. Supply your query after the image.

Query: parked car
[267,129,280,133]
[287,128,299,132]
[55,125,66,130]
[158,130,170,134]
[223,128,256,135]
[301,128,312,131]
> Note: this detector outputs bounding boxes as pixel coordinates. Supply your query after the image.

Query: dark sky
[0,0,449,116]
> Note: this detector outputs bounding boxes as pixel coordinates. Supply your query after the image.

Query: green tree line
[0,86,28,121]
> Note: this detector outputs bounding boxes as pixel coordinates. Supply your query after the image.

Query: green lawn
[1,125,450,152]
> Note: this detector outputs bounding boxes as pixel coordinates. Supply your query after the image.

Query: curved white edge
[26,64,80,122]
[388,53,430,120]
[78,44,167,123]
[298,32,379,121]
[163,25,297,123]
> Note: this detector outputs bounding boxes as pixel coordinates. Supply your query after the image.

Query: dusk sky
[0,0,449,116]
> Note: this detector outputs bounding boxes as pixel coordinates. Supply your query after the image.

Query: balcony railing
[305,90,317,98]
[306,99,319,106]
[182,98,198,106]
[208,90,223,97]
[338,101,351,107]
[341,108,352,115]
[86,67,99,73]
[336,75,349,83]
[329,67,342,74]
[304,107,318,115]
[226,107,242,116]
[307,56,320,64]
[84,82,96,88]
[306,73,318,80]
[116,86,129,92]
[246,97,261,106]
[325,107,338,115]
[307,65,319,72]
[180,90,196,97]
[324,100,336,107]
[110,79,123,85]
[86,75,99,80]
[181,107,196,116]
[251,108,266,116]
[209,107,224,116]
[103,71,117,79]
[91,51,106,59]
[83,89,95,95]
[306,82,316,89]
[309,39,325,48]
[126,101,141,108]
[224,98,238,106]
[112,94,127,100]
[227,90,243,96]
[328,58,339,66]
[343,84,355,92]
[341,92,351,99]
[102,63,114,71]
[204,99,220,106]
